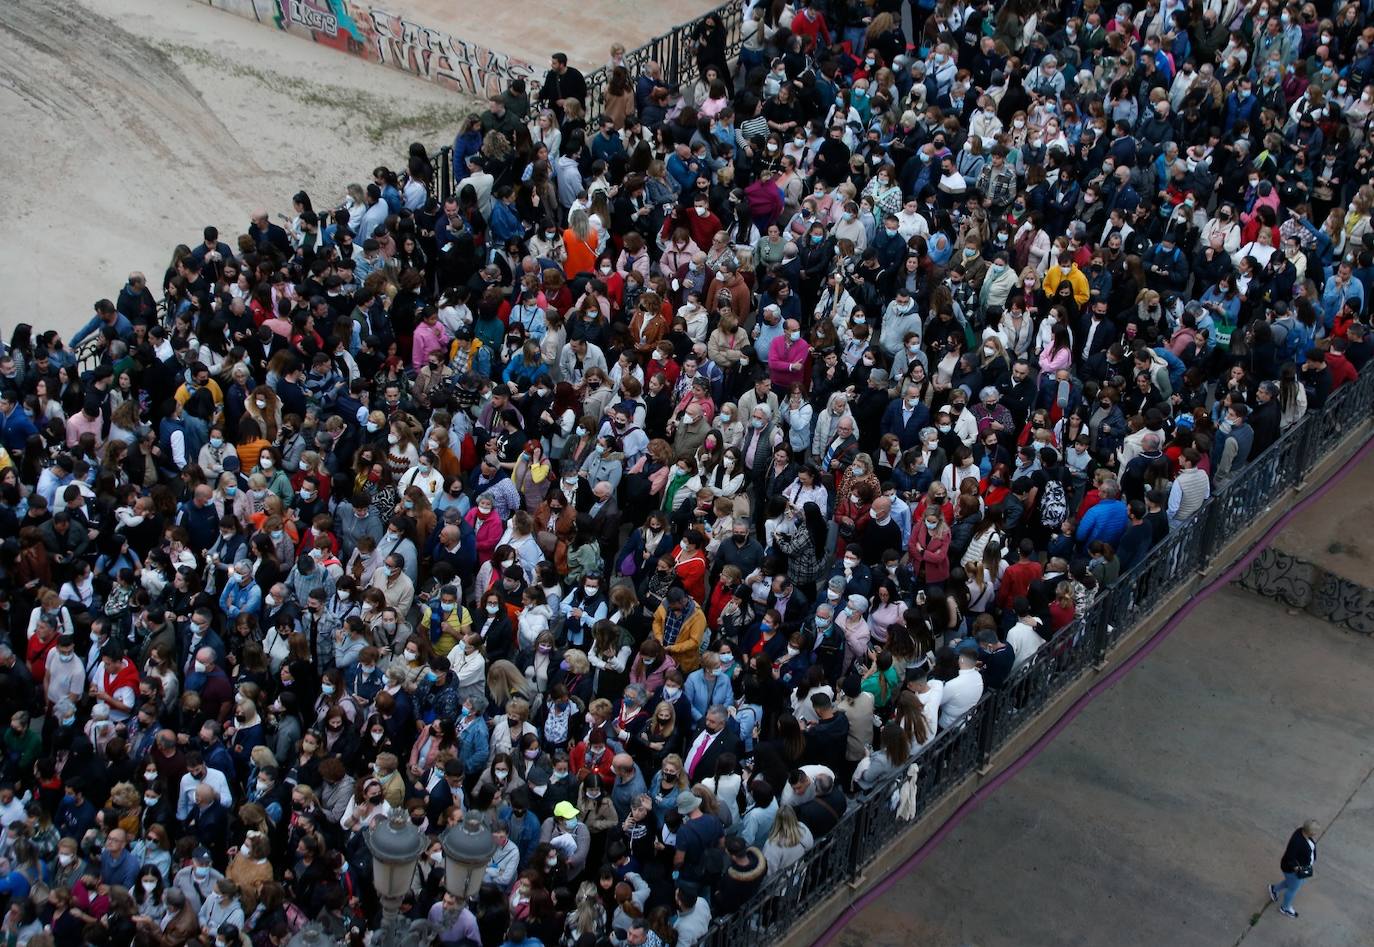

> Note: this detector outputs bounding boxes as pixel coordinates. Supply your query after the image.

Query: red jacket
[672,548,709,604]
[569,740,615,787]
[790,7,831,50]
[997,560,1044,611]
[1327,352,1358,389]
[101,658,141,702]
[706,580,736,630]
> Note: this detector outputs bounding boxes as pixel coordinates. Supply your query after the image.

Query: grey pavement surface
[1273,448,1374,588]
[835,587,1374,947]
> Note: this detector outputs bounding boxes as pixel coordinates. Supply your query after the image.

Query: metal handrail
[704,364,1374,947]
[583,0,747,118]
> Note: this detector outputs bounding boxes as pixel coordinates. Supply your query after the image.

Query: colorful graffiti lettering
[366,8,537,97]
[274,0,363,42]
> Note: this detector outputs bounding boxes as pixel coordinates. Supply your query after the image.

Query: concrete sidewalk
[836,588,1374,947]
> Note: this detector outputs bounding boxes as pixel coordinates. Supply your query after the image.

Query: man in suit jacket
[880,381,933,450]
[684,705,743,782]
[1026,557,1069,628]
[1271,820,1319,917]
[1077,298,1119,364]
[766,576,811,635]
[1249,381,1283,455]
[426,759,465,824]
[185,784,230,868]
[802,693,850,775]
[587,480,621,564]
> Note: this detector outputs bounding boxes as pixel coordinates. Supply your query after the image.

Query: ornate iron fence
[583,0,747,119]
[420,1,746,202]
[704,364,1374,947]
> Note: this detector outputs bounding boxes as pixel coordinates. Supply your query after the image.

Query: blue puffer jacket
[1077,498,1129,551]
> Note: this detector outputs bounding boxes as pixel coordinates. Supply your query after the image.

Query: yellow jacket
[652,603,707,673]
[1042,264,1090,306]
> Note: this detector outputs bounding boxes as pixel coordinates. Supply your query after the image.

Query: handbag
[1294,865,1313,879]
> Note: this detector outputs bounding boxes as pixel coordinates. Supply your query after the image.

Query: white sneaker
[1279,906,1298,919]
[1268,884,1279,903]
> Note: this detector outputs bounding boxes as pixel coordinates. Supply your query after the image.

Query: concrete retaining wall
[205,0,539,98]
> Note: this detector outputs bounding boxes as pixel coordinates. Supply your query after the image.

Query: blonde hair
[769,805,806,846]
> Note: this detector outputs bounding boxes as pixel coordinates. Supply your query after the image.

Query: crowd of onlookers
[0,0,1370,944]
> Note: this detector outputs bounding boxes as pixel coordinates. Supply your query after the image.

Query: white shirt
[176,768,234,820]
[402,178,428,212]
[938,666,984,728]
[915,680,942,747]
[1006,620,1045,674]
[896,210,931,241]
[398,465,444,504]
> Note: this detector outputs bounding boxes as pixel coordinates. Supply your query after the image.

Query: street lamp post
[366,809,427,947]
[439,810,497,903]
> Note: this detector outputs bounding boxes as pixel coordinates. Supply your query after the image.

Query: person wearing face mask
[560,572,609,650]
[908,505,953,586]
[417,658,465,732]
[44,636,87,709]
[171,844,224,914]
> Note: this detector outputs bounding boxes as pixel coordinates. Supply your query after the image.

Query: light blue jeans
[1275,871,1306,910]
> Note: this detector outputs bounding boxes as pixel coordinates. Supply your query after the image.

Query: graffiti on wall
[280,0,361,39]
[365,8,538,98]
[210,0,539,98]
[274,0,364,49]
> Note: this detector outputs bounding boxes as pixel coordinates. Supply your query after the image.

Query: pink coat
[412,321,452,371]
[908,520,952,583]
[465,507,505,561]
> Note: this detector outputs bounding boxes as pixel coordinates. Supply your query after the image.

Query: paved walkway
[836,587,1374,947]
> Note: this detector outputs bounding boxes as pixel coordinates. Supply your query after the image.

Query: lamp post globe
[367,808,427,903]
[439,809,496,901]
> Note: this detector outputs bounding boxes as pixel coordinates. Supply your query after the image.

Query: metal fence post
[1088,596,1110,664]
[438,146,452,203]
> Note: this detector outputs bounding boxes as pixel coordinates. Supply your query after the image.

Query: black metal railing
[704,364,1374,947]
[584,0,747,118]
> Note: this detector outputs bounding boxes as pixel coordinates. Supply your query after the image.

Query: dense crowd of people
[0,0,1371,943]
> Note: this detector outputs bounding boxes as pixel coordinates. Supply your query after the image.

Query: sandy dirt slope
[1,0,475,337]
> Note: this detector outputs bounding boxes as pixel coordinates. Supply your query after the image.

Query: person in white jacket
[878,290,922,356]
[1006,606,1046,674]
[484,824,522,888]
[446,634,488,699]
[1199,207,1242,257]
